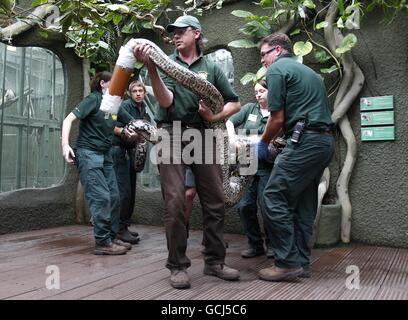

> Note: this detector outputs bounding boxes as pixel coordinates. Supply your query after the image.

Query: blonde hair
[128,80,146,93]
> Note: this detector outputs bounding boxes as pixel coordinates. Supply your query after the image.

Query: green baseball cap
[166,15,202,32]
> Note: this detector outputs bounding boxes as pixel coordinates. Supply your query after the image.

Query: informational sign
[360,111,394,126]
[361,126,395,141]
[360,95,393,111]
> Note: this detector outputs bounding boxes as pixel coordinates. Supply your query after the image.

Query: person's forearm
[146,63,173,108]
[61,113,76,146]
[114,127,123,136]
[213,101,240,122]
[261,110,284,143]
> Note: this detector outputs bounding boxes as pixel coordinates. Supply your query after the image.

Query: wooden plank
[337,246,399,299]
[1,225,407,300]
[6,236,167,299]
[376,248,408,290]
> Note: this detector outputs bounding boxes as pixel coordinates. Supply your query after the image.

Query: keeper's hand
[62,144,75,165]
[198,100,216,122]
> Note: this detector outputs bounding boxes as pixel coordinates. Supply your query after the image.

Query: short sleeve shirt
[72,91,116,152]
[266,53,333,134]
[112,99,147,146]
[228,102,268,135]
[228,102,272,170]
[154,50,239,124]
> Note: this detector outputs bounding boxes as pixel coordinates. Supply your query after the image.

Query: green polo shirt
[228,102,272,170]
[155,49,239,124]
[266,53,333,134]
[228,102,268,134]
[112,99,147,146]
[72,91,116,152]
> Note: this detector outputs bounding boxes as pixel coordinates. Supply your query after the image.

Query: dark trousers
[237,169,272,250]
[112,146,137,230]
[157,124,226,270]
[76,147,120,245]
[261,133,335,269]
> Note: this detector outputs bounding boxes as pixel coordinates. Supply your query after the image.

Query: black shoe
[299,267,311,278]
[241,247,265,258]
[124,225,139,237]
[128,230,139,237]
[117,228,140,244]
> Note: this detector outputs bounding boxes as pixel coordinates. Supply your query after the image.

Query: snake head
[127,119,157,143]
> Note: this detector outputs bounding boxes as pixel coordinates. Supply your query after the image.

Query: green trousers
[261,133,335,269]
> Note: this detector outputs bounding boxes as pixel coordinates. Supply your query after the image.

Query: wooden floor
[0,224,407,300]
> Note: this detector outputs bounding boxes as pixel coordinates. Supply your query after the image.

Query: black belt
[304,129,333,136]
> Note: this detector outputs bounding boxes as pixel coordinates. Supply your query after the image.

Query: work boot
[258,265,302,282]
[94,242,127,256]
[123,225,139,238]
[170,268,191,289]
[127,227,139,238]
[113,238,132,250]
[299,267,311,278]
[129,230,139,237]
[241,247,265,258]
[117,228,140,244]
[266,246,275,259]
[204,264,240,281]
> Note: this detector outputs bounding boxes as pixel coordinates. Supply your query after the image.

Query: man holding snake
[133,15,241,289]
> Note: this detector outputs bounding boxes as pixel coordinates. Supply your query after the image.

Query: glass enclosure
[0,44,66,192]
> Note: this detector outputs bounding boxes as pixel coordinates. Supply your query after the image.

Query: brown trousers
[157,124,226,270]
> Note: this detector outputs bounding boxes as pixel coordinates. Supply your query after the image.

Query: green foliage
[314,48,331,63]
[228,39,257,48]
[293,41,313,57]
[31,0,48,6]
[335,33,357,54]
[228,0,387,85]
[320,65,338,74]
[0,0,13,14]
[365,0,408,24]
[315,21,328,30]
[20,0,226,68]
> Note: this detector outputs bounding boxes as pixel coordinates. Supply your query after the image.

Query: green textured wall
[345,12,408,247]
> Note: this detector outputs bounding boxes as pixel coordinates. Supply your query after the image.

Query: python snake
[125,39,284,206]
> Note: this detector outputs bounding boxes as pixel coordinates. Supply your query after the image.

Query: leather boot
[116,228,140,244]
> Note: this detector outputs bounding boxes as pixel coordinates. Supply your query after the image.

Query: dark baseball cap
[166,15,202,32]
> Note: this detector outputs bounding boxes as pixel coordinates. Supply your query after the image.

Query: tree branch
[323,1,365,243]
[0,4,53,41]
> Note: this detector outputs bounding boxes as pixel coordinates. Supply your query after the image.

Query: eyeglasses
[260,47,277,57]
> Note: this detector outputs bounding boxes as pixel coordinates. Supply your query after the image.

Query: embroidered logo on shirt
[111,114,117,121]
[197,71,208,80]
